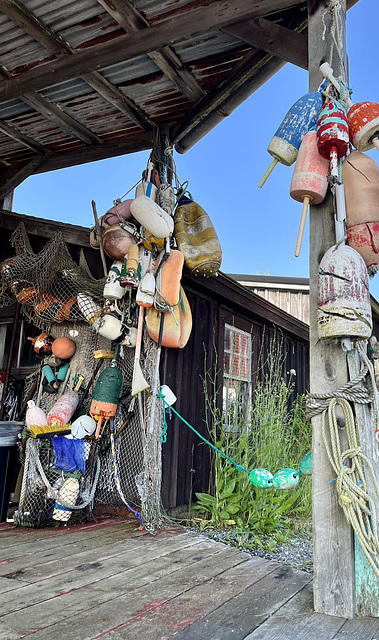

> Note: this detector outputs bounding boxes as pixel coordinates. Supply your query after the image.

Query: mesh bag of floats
[0,223,104,328]
[17,322,166,530]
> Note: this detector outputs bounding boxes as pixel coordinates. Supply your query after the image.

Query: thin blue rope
[157,392,250,475]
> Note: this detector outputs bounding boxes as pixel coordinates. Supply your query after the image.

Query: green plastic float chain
[156,391,312,490]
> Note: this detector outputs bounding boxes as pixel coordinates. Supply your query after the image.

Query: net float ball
[103,200,133,228]
[102,224,135,261]
[52,336,76,360]
[348,101,379,152]
[316,100,349,159]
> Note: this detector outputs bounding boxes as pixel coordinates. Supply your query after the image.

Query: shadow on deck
[0,518,377,639]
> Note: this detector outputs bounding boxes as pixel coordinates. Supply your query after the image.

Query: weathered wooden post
[308,0,355,618]
[309,0,379,618]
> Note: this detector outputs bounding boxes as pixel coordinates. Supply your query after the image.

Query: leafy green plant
[194,332,312,539]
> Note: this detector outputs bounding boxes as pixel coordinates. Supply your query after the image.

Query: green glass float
[299,452,312,476]
[249,468,274,488]
[272,468,299,490]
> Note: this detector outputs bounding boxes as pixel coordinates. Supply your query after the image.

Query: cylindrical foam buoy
[103,200,133,227]
[318,244,372,340]
[47,391,79,426]
[52,478,79,522]
[90,366,123,419]
[343,151,379,275]
[103,261,125,300]
[348,101,379,152]
[272,469,299,490]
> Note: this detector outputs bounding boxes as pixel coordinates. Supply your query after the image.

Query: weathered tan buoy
[343,151,379,275]
[318,244,372,341]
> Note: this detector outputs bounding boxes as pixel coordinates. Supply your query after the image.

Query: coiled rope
[322,397,379,578]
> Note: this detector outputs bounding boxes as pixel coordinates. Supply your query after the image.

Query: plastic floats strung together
[158,387,312,491]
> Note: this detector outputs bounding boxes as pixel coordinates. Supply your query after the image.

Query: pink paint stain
[91,601,167,639]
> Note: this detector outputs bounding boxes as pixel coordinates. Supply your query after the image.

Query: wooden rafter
[223,18,308,70]
[0,0,304,104]
[96,0,206,104]
[0,153,49,200]
[0,0,153,131]
[0,119,48,154]
[0,66,102,147]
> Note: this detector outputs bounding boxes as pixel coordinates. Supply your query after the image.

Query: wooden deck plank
[333,617,379,639]
[0,543,251,639]
[0,519,136,555]
[0,546,257,639]
[0,528,196,580]
[0,538,219,615]
[171,566,311,640]
[243,583,345,639]
[100,558,283,640]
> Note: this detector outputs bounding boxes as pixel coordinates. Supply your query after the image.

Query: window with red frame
[223,325,251,431]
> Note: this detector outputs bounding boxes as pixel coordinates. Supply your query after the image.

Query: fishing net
[15,437,98,528]
[0,223,105,328]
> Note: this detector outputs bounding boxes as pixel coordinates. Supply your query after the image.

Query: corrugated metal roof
[0,1,307,172]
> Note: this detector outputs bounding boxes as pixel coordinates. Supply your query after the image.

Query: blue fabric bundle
[52,437,85,474]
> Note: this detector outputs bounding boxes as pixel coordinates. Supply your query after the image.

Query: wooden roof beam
[0,118,49,154]
[223,17,308,70]
[0,0,153,131]
[0,153,49,200]
[0,0,302,103]
[96,0,206,103]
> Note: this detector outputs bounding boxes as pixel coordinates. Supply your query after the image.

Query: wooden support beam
[0,154,49,200]
[0,0,153,130]
[96,0,206,103]
[173,49,275,144]
[0,119,49,154]
[30,132,153,173]
[0,0,302,104]
[223,18,308,70]
[308,0,355,619]
[0,208,92,246]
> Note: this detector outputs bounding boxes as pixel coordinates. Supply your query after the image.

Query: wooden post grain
[308,0,355,618]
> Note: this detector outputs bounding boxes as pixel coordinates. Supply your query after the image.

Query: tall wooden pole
[308,0,355,619]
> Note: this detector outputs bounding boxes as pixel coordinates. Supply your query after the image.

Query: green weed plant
[193,335,312,538]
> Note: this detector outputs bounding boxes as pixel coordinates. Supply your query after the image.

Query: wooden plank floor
[0,519,378,639]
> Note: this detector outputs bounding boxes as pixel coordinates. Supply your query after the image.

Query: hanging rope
[322,397,379,578]
[306,363,372,420]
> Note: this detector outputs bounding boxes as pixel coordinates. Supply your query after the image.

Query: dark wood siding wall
[161,272,310,510]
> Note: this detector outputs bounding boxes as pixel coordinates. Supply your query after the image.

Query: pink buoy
[290,130,329,257]
[317,100,349,178]
[47,391,79,426]
[348,101,379,152]
[343,151,379,276]
[102,199,133,228]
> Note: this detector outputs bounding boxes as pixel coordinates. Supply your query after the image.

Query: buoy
[272,469,299,490]
[103,199,133,227]
[317,99,349,180]
[318,244,372,340]
[120,244,139,288]
[130,196,174,239]
[52,337,76,360]
[103,261,125,300]
[259,90,324,188]
[249,469,274,488]
[52,478,79,522]
[90,358,123,438]
[343,151,379,275]
[348,101,379,152]
[102,225,135,261]
[299,452,312,476]
[47,391,79,426]
[135,161,157,200]
[290,130,329,257]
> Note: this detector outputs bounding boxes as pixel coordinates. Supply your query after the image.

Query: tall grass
[194,335,312,535]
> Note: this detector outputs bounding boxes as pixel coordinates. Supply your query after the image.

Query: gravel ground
[189,528,313,573]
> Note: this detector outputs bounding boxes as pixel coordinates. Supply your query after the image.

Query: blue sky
[13,1,379,299]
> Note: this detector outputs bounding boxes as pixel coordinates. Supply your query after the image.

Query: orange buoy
[52,337,76,359]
